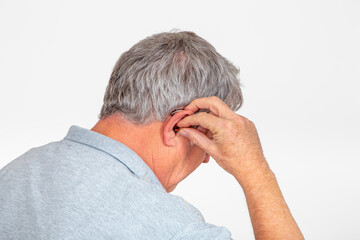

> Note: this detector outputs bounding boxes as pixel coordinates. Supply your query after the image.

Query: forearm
[177,97,304,238]
[234,160,304,240]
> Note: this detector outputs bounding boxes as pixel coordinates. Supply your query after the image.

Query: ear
[163,109,194,147]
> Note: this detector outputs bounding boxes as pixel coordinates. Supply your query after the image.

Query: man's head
[94,31,243,192]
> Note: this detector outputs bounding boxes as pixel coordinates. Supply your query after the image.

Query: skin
[91,110,210,193]
[92,96,304,239]
[176,96,304,240]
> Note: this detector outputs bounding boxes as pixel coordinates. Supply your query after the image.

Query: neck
[91,114,176,192]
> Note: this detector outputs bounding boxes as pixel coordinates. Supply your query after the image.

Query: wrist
[233,158,275,191]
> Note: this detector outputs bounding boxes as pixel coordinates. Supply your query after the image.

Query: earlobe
[163,109,194,147]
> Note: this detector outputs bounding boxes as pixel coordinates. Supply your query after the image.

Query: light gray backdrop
[0,0,359,239]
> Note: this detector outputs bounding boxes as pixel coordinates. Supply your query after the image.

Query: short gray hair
[100,31,243,125]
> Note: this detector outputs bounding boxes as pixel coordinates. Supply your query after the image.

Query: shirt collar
[64,125,165,191]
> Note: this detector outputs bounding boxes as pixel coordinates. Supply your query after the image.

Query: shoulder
[0,139,232,239]
[105,182,232,239]
[171,222,232,240]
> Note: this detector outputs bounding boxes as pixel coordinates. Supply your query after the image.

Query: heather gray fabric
[0,125,231,239]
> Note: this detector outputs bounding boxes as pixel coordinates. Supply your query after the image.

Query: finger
[195,126,213,140]
[204,128,213,139]
[177,112,224,134]
[179,128,215,155]
[184,96,235,119]
[196,126,207,134]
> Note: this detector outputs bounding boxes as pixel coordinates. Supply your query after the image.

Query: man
[0,31,304,239]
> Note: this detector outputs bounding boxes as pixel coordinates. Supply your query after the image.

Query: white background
[1,0,359,239]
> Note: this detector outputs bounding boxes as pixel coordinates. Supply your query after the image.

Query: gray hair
[100,31,243,125]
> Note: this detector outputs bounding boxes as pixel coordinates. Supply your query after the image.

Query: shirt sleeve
[171,222,232,240]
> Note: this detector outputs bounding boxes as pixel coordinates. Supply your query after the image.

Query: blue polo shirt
[0,126,231,239]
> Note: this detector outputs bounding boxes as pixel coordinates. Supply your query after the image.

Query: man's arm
[235,160,303,239]
[177,96,304,240]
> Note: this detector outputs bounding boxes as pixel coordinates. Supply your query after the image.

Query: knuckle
[222,120,235,130]
[227,121,236,130]
[234,114,243,120]
[190,137,198,145]
[210,96,220,102]
[192,98,200,105]
[193,112,207,123]
[244,117,255,127]
[243,116,252,124]
[236,115,248,126]
[196,112,208,118]
[219,120,228,129]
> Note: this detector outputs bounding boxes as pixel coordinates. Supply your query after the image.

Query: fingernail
[179,129,189,137]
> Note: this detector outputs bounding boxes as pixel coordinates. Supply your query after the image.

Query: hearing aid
[170,108,210,133]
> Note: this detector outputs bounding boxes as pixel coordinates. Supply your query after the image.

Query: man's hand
[177,96,304,240]
[177,96,269,183]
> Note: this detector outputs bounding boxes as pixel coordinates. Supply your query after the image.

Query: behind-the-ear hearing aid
[170,108,210,133]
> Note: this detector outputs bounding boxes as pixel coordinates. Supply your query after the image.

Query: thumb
[179,128,213,154]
